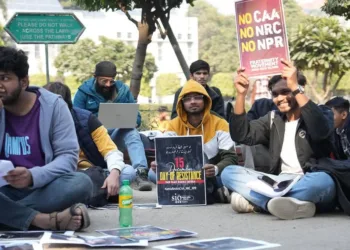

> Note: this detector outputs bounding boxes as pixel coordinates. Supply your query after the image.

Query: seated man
[0,47,92,231]
[325,96,350,160]
[221,60,336,220]
[243,74,306,171]
[44,82,136,206]
[171,60,225,119]
[150,79,238,204]
[73,61,152,191]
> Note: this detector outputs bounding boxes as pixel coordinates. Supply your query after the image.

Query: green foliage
[138,104,172,131]
[73,0,195,11]
[29,74,53,87]
[290,16,350,101]
[210,73,236,98]
[156,73,181,96]
[54,37,157,84]
[29,74,81,95]
[58,0,81,9]
[138,78,151,97]
[188,1,239,74]
[283,0,306,38]
[322,0,350,20]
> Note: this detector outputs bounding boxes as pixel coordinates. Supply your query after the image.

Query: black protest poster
[155,136,206,206]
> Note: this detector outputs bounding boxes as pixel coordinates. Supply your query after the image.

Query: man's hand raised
[234,68,250,96]
[281,59,298,91]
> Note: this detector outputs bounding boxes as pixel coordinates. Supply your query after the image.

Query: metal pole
[45,44,50,84]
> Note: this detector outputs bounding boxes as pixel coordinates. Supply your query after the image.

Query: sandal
[49,203,91,231]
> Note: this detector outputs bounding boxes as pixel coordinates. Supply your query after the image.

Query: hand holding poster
[155,136,206,206]
[235,0,290,77]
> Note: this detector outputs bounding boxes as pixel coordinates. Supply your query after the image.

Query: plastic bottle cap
[122,180,130,186]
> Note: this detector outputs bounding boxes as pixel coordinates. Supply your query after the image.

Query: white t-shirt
[280,119,304,175]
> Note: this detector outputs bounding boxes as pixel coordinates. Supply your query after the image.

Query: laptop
[98,103,139,129]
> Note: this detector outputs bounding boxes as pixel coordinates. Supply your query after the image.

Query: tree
[54,37,157,85]
[290,16,350,102]
[210,73,236,98]
[156,73,180,96]
[322,0,350,20]
[283,0,306,38]
[188,1,239,74]
[73,0,195,100]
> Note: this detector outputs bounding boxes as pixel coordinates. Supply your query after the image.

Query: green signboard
[5,12,85,44]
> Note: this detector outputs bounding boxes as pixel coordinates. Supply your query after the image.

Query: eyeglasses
[182,95,204,103]
[271,89,291,98]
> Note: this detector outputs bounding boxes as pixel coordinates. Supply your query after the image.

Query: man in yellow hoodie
[149,79,239,204]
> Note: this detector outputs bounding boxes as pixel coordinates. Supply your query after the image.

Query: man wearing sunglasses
[221,60,336,220]
[73,61,152,191]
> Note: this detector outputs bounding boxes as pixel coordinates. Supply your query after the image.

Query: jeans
[108,128,148,169]
[117,164,137,184]
[221,165,336,211]
[0,172,93,230]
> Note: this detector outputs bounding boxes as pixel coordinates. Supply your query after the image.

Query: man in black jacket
[221,60,336,220]
[171,60,225,119]
[325,96,350,160]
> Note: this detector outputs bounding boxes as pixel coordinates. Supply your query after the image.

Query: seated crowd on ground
[0,47,349,231]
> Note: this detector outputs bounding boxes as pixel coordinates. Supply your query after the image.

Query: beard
[1,82,21,105]
[95,83,116,100]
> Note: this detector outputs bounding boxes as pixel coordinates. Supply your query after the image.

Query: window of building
[117,32,122,38]
[127,32,132,39]
[187,34,192,40]
[177,33,182,40]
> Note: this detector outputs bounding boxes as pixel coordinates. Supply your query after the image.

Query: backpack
[78,160,109,207]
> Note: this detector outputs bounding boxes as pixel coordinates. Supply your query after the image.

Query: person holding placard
[221,60,337,220]
[150,79,239,204]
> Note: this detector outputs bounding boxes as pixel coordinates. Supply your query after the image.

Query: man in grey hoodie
[0,47,92,231]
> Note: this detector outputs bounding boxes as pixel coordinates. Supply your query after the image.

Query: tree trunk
[309,69,323,103]
[129,22,150,100]
[322,69,329,92]
[156,6,190,80]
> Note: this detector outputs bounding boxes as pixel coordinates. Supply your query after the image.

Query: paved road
[60,188,349,250]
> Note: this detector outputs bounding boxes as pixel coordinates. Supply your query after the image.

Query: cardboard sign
[235,0,290,77]
[155,136,206,206]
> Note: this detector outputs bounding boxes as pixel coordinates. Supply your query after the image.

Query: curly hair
[0,47,29,79]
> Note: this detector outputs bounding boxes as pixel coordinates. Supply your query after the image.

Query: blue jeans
[117,164,136,184]
[108,128,148,169]
[0,172,93,230]
[221,165,336,211]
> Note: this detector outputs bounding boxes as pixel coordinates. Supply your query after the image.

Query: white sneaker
[267,197,316,220]
[230,192,255,213]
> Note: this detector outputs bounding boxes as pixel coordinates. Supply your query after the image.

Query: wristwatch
[292,85,305,96]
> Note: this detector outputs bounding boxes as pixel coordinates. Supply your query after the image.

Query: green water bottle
[119,180,133,227]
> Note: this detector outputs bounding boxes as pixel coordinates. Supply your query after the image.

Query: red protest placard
[235,0,290,77]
